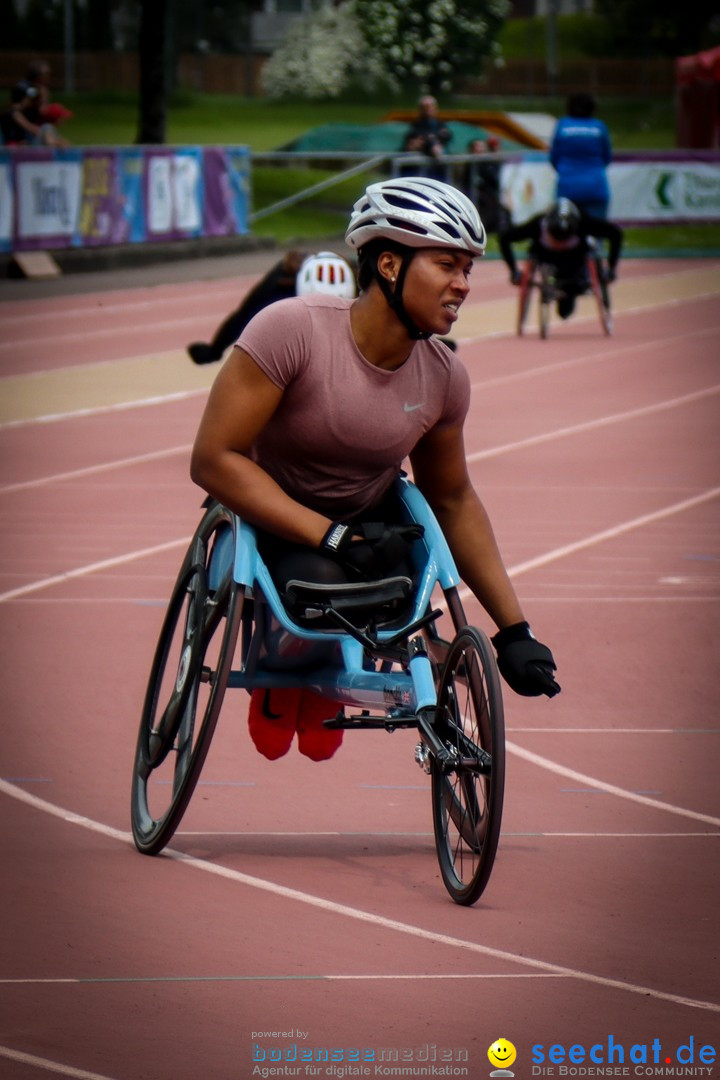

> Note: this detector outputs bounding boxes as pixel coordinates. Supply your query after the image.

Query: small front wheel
[430,627,505,905]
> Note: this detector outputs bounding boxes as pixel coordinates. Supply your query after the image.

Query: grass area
[53,91,718,254]
[58,89,677,151]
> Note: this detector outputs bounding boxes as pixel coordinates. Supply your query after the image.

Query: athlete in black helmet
[499,198,623,319]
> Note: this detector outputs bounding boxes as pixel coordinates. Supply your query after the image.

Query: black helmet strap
[371,249,432,341]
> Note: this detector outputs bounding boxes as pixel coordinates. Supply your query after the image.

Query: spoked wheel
[516,262,533,336]
[589,256,613,335]
[431,626,505,906]
[131,503,242,855]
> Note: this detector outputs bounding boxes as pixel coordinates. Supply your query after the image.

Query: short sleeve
[236,297,312,390]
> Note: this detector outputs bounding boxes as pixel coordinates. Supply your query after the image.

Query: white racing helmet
[345,176,486,257]
[296,251,357,298]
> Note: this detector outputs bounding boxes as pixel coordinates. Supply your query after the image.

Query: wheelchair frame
[516,243,613,339]
[130,477,506,906]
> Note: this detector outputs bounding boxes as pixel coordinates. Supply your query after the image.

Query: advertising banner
[608,160,720,222]
[0,145,250,252]
[499,153,720,224]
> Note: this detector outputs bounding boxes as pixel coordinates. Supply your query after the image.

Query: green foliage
[592,0,720,58]
[260,0,510,100]
[497,14,614,61]
[260,2,388,101]
[354,0,511,95]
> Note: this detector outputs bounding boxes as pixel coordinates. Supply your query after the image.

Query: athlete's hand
[320,521,424,580]
[603,265,617,284]
[510,269,523,286]
[491,621,561,698]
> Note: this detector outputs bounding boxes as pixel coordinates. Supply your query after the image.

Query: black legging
[257,487,414,593]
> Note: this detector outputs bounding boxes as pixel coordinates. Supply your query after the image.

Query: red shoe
[296,691,344,762]
[248,689,300,760]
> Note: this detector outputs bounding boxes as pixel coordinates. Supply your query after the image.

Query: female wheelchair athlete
[516,241,613,340]
[130,476,505,907]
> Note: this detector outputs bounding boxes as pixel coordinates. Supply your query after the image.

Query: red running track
[0,257,718,1080]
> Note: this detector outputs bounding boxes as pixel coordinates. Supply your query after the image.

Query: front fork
[409,636,459,774]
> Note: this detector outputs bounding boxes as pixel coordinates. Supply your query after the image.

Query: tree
[262,0,509,100]
[261,1,387,100]
[136,0,168,144]
[593,0,720,57]
[353,0,511,95]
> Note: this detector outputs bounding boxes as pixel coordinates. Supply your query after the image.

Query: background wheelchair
[516,241,613,339]
[130,477,506,906]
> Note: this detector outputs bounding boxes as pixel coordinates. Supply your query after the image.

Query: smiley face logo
[488,1038,517,1071]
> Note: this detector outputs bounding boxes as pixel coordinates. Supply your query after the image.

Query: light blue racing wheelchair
[130,476,505,905]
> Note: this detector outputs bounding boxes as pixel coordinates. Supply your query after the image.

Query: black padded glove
[510,269,523,286]
[603,265,617,284]
[320,521,424,580]
[491,621,561,698]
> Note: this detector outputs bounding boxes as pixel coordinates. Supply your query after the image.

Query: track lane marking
[467,385,720,463]
[0,778,718,1014]
[2,271,719,428]
[0,537,191,603]
[0,444,192,494]
[1,376,716,493]
[0,1046,119,1080]
[505,741,720,828]
[2,487,718,606]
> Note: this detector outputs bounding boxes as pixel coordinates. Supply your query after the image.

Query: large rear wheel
[131,503,242,855]
[431,627,505,905]
[516,262,533,336]
[588,256,613,335]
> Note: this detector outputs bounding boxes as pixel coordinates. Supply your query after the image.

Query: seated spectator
[38,102,72,148]
[400,95,452,180]
[464,136,506,233]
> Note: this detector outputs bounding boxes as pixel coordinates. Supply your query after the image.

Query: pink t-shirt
[238,294,470,517]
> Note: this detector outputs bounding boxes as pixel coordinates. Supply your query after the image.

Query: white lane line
[2,375,716,497]
[500,486,720,579]
[3,308,717,432]
[0,779,717,1014]
[0,444,192,495]
[0,389,206,431]
[171,829,718,839]
[0,537,191,604]
[3,487,718,607]
[507,727,720,733]
[467,324,720,390]
[467,385,720,463]
[0,1046,119,1080]
[0,314,224,351]
[0,973,565,986]
[506,740,720,827]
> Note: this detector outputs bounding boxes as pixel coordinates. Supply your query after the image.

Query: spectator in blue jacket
[550,92,612,219]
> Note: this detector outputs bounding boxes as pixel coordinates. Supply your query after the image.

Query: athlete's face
[402,248,474,335]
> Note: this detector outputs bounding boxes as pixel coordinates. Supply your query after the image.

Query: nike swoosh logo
[403,402,424,412]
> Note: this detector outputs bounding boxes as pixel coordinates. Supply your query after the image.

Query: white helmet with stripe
[296,251,357,298]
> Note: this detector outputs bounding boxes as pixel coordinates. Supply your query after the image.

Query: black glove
[320,521,424,580]
[510,269,523,286]
[603,265,617,284]
[491,621,561,698]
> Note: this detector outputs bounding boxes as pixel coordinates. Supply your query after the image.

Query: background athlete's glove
[320,521,424,580]
[491,621,561,698]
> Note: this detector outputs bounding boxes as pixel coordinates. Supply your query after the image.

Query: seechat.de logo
[489,1038,517,1077]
